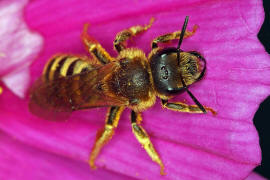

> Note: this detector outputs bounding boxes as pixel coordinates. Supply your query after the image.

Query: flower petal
[0,0,268,179]
[0,91,258,179]
[2,67,30,98]
[245,172,267,180]
[0,131,135,180]
[0,0,43,97]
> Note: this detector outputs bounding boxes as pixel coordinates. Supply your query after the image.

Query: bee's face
[149,47,205,96]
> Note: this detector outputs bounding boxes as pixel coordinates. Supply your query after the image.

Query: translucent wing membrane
[29,62,129,121]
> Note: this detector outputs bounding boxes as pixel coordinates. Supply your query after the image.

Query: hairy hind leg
[81,24,113,64]
[114,18,154,53]
[131,110,165,175]
[89,106,124,169]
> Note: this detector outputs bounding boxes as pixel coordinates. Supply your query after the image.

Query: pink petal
[2,67,30,98]
[0,0,43,97]
[0,131,134,180]
[0,0,268,179]
[245,172,267,180]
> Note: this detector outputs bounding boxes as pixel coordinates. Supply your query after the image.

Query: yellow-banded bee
[29,16,216,175]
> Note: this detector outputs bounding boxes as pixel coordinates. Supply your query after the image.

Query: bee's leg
[151,25,198,49]
[114,18,155,53]
[89,106,124,169]
[81,24,113,64]
[161,99,216,115]
[131,110,165,175]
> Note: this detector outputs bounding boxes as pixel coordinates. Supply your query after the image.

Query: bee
[29,16,216,175]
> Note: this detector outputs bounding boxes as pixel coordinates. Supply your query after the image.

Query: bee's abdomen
[43,55,94,81]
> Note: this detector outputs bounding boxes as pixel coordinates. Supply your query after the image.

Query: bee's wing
[29,62,128,121]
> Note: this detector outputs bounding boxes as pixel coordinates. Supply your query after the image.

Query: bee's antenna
[177,16,189,51]
[177,16,206,113]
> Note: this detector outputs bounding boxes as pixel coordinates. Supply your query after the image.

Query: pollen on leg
[131,111,165,175]
[132,123,165,175]
[89,125,115,169]
[89,107,124,170]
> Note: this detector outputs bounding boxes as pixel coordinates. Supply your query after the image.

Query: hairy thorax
[109,48,156,112]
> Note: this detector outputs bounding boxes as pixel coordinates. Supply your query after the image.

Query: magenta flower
[0,0,269,179]
[0,0,43,98]
[246,172,267,180]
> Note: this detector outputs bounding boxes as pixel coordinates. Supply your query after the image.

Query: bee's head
[149,48,206,96]
[149,16,207,113]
